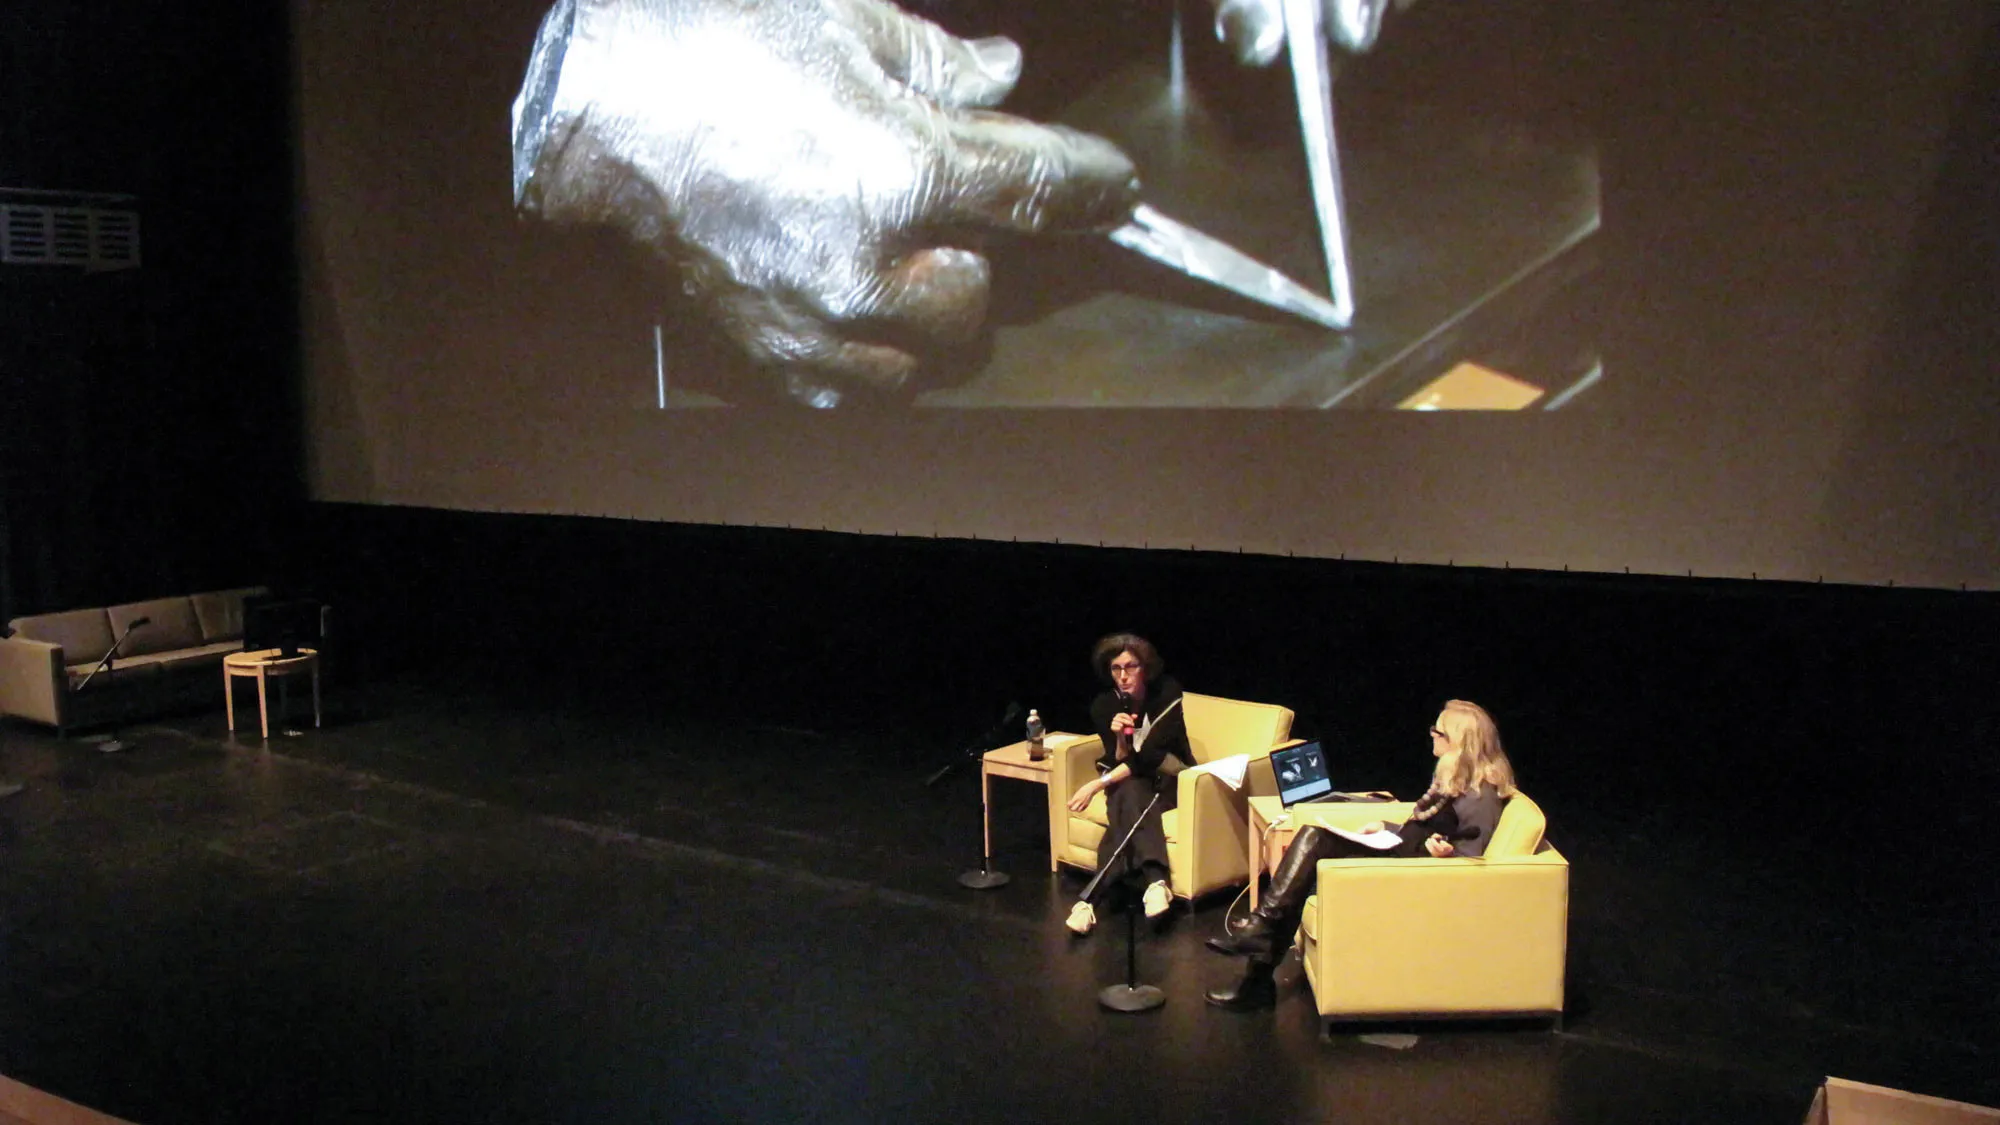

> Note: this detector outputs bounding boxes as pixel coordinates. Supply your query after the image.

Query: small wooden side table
[1247,796,1291,911]
[224,648,321,740]
[979,738,1061,874]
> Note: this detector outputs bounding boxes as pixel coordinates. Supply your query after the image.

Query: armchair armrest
[1171,738,1296,899]
[1046,733,1105,864]
[0,636,66,727]
[1048,732,1112,808]
[1047,733,1103,805]
[1173,763,1251,895]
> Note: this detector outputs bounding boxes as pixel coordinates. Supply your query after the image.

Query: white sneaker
[1143,880,1173,919]
[1065,901,1096,935]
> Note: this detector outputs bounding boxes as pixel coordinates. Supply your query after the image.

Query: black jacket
[1089,675,1192,780]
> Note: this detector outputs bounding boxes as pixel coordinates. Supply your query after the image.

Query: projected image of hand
[511,0,1141,406]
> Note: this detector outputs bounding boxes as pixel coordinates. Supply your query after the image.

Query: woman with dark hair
[1204,699,1517,1009]
[1063,632,1194,935]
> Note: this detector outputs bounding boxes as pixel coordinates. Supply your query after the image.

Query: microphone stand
[1086,782,1167,1013]
[73,620,144,693]
[75,618,148,753]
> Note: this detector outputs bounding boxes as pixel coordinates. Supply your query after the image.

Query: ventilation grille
[1,204,141,271]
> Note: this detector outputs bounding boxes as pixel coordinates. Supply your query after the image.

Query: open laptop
[1271,741,1337,808]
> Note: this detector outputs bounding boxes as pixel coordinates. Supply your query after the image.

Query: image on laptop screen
[1272,741,1333,806]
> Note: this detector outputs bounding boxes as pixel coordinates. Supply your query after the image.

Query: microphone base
[956,868,1011,890]
[1098,983,1166,1013]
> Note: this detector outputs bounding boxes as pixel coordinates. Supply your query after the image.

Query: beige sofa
[0,587,268,734]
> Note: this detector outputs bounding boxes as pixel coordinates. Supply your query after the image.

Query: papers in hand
[1326,825,1402,850]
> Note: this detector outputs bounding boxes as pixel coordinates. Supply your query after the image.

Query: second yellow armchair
[1296,793,1568,1026]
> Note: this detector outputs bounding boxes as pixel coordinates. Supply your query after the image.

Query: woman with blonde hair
[1204,700,1519,1010]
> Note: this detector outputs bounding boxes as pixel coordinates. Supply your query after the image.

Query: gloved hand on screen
[512,0,1141,406]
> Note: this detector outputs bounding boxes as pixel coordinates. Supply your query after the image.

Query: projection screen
[295,0,2000,588]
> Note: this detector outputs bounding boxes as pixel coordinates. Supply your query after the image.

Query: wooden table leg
[225,669,236,732]
[980,762,993,864]
[256,667,270,740]
[1249,810,1262,911]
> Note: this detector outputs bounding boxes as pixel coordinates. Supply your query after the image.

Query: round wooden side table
[224,648,321,739]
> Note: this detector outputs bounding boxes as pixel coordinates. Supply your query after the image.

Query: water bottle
[1025,708,1046,760]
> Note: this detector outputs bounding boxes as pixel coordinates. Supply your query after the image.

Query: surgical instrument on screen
[1286,0,1356,327]
[1110,204,1349,331]
[1108,0,1358,331]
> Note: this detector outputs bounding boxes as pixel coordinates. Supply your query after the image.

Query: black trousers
[1090,773,1177,895]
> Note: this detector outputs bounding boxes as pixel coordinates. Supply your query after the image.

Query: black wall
[1,0,298,621]
[292,503,2000,823]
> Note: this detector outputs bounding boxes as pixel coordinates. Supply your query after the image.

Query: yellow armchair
[1296,793,1568,1026]
[1048,692,1296,901]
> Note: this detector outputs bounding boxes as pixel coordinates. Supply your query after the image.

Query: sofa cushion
[192,587,268,642]
[1067,816,1104,857]
[12,608,116,666]
[67,658,164,688]
[153,640,249,671]
[1079,792,1109,826]
[108,598,204,657]
[80,641,239,677]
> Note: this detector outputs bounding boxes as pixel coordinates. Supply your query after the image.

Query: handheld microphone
[129,616,151,629]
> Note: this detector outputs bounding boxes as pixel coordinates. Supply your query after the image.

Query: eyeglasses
[1428,727,1448,739]
[1109,662,1145,675]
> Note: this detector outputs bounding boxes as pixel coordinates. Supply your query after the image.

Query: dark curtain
[0,0,299,626]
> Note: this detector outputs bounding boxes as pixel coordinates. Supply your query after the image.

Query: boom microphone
[923,701,1025,787]
[75,615,153,693]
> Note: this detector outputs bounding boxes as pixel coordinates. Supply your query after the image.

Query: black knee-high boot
[1205,956,1277,1010]
[1206,825,1326,959]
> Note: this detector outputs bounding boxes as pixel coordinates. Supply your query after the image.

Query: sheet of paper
[1326,824,1401,850]
[1184,753,1250,791]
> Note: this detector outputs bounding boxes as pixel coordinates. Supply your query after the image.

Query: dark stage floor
[1,682,1993,1123]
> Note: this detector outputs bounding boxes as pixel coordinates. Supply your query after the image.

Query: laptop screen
[1271,741,1333,806]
